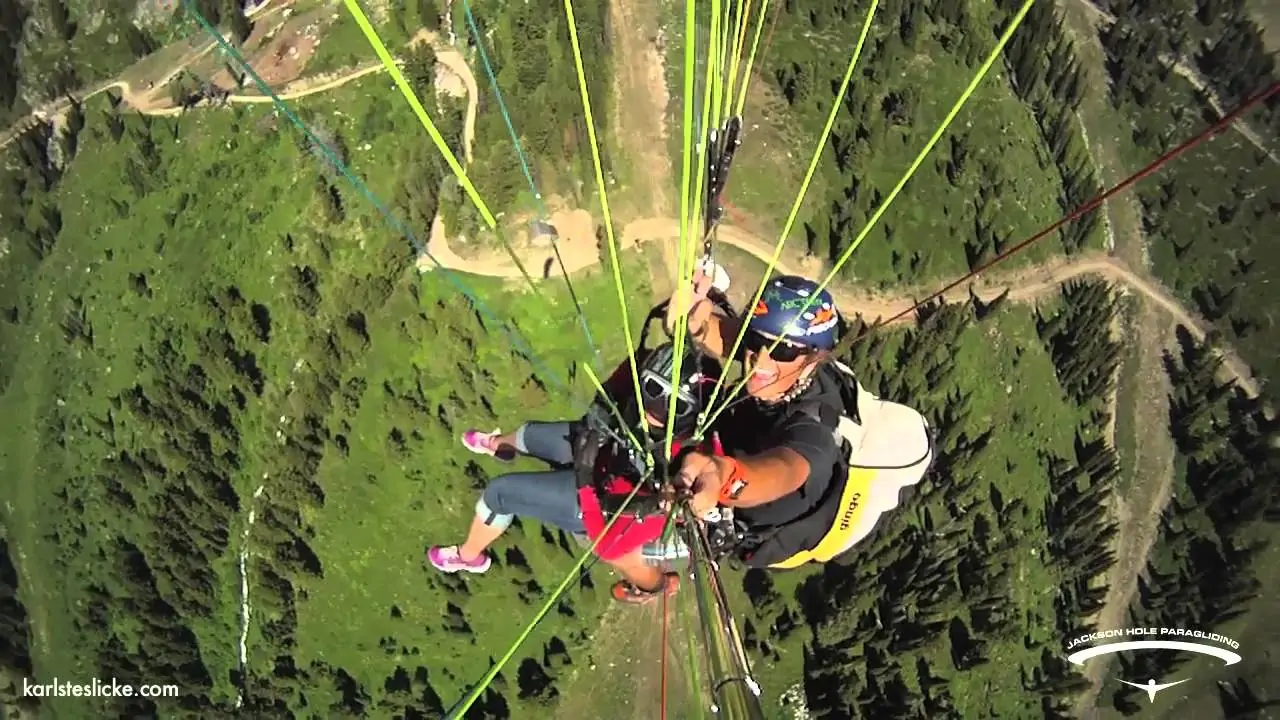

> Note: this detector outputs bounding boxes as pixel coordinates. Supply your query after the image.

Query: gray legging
[479,420,691,566]
[475,421,585,533]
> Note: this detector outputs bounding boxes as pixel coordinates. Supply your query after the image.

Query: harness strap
[768,466,877,569]
[745,366,936,568]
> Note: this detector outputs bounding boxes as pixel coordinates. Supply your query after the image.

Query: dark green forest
[1107,329,1278,717]
[718,0,1101,287]
[1096,0,1280,386]
[1,0,1277,718]
[741,285,1122,718]
[733,290,1276,719]
[0,46,629,717]
[711,0,1279,717]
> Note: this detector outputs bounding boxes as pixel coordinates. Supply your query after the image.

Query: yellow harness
[765,363,933,569]
[767,466,877,569]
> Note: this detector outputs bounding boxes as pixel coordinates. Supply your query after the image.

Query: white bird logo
[1117,677,1191,703]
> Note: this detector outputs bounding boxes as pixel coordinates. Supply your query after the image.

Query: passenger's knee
[515,420,575,465]
[513,422,532,455]
[477,484,515,531]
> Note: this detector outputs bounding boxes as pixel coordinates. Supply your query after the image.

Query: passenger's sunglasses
[744,331,811,362]
[640,372,697,419]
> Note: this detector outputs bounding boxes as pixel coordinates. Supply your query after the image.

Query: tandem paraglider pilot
[662,264,936,569]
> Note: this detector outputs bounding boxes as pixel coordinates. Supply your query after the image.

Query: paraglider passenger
[428,341,729,604]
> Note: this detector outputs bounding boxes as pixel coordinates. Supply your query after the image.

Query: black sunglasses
[744,331,811,362]
[640,373,696,419]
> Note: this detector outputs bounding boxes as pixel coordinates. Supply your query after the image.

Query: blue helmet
[747,275,839,350]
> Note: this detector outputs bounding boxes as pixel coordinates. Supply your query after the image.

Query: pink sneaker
[461,428,516,462]
[427,546,492,574]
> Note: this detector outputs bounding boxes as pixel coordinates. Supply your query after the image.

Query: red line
[721,197,750,226]
[659,582,670,720]
[759,2,781,71]
[831,80,1280,351]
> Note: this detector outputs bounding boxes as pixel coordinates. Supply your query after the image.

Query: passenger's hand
[691,262,715,305]
[676,451,728,516]
[665,258,724,341]
[682,257,723,308]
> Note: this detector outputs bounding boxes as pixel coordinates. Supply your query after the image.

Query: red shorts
[576,486,668,561]
[577,434,724,561]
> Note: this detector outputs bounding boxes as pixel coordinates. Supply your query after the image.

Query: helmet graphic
[747,275,839,350]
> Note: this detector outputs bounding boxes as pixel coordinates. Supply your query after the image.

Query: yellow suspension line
[733,0,771,117]
[664,0,705,454]
[715,0,734,123]
[667,0,725,450]
[700,0,882,420]
[722,0,752,120]
[562,0,647,421]
[699,0,1038,433]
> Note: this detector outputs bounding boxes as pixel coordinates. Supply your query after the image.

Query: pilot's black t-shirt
[717,364,846,528]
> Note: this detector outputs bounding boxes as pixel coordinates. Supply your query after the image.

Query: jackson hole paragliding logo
[1064,627,1242,703]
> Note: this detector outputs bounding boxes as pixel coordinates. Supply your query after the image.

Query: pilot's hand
[676,451,729,516]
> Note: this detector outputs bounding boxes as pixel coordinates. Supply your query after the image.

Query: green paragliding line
[679,505,767,719]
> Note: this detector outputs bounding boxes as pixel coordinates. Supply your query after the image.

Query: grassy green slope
[0,79,660,716]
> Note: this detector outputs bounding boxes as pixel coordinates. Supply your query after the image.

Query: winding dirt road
[1,27,478,155]
[0,1,303,149]
[426,209,1264,399]
[5,0,1260,401]
[124,29,479,156]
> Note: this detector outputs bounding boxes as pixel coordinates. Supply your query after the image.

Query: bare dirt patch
[203,8,327,89]
[250,32,320,86]
[435,63,465,98]
[609,0,674,283]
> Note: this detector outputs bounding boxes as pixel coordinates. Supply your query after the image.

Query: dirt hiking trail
[1,25,475,151]
[1058,3,1204,713]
